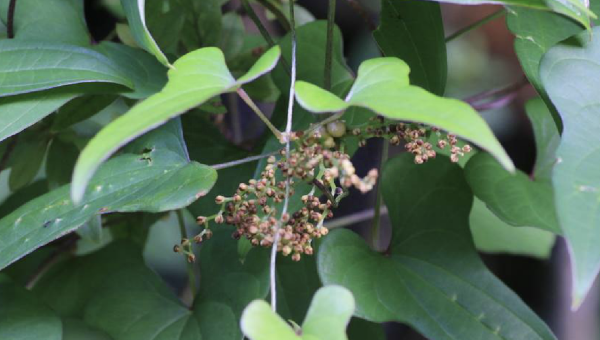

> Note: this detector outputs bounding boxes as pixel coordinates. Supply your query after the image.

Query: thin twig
[228,93,243,144]
[464,76,529,111]
[325,206,388,229]
[176,210,197,298]
[236,88,284,142]
[445,8,506,43]
[7,0,17,39]
[0,136,18,174]
[324,0,337,91]
[369,141,389,251]
[270,2,297,313]
[212,151,279,170]
[255,0,291,31]
[25,235,78,289]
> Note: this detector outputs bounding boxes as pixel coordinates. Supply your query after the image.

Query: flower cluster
[193,123,378,261]
[351,117,472,164]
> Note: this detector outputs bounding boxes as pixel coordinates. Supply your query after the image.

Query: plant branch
[176,210,197,298]
[7,0,17,39]
[445,8,506,43]
[270,1,297,313]
[236,88,284,142]
[324,0,337,91]
[212,151,279,170]
[369,140,389,251]
[464,76,528,111]
[325,206,388,229]
[0,136,18,174]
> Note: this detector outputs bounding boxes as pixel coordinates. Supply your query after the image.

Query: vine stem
[324,0,336,91]
[236,88,284,142]
[212,151,279,170]
[176,210,197,298]
[270,1,297,313]
[445,8,506,43]
[7,0,17,39]
[369,140,389,251]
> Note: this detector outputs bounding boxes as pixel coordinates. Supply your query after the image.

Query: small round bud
[352,128,361,136]
[462,145,472,153]
[323,137,336,149]
[282,245,292,256]
[233,194,242,202]
[193,235,203,243]
[450,153,459,163]
[320,227,329,236]
[196,216,207,225]
[326,121,347,138]
[215,195,226,204]
[291,253,301,262]
[238,183,248,191]
[187,254,196,263]
[173,245,181,253]
[215,215,224,224]
[437,140,447,149]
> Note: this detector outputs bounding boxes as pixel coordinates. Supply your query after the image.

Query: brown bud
[187,254,196,263]
[196,216,207,225]
[215,195,226,204]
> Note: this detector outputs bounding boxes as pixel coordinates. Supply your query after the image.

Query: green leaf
[373,0,447,95]
[46,138,79,189]
[439,0,595,30]
[0,120,217,270]
[51,95,117,132]
[470,198,556,259]
[506,1,600,129]
[241,286,355,340]
[93,42,167,99]
[0,90,75,143]
[145,0,186,53]
[8,137,48,192]
[71,46,280,203]
[80,228,268,340]
[219,13,245,60]
[464,153,560,233]
[0,0,90,46]
[540,26,600,307]
[76,215,103,244]
[0,274,62,340]
[0,41,134,97]
[295,58,514,172]
[318,154,556,340]
[120,0,171,67]
[527,98,562,181]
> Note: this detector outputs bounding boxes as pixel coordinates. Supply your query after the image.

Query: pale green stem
[236,88,284,142]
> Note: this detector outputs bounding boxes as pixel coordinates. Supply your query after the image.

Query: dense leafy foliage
[0,0,598,338]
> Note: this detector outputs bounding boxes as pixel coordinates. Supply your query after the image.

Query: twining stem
[256,0,291,31]
[326,206,388,229]
[176,210,197,298]
[369,140,389,251]
[236,88,284,142]
[7,0,17,39]
[270,1,297,313]
[212,151,279,170]
[445,8,506,43]
[324,0,337,91]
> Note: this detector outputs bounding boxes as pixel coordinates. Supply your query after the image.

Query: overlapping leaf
[540,26,600,307]
[374,0,447,95]
[0,121,216,270]
[241,286,355,340]
[318,154,556,340]
[71,46,280,203]
[295,58,514,172]
[120,0,171,66]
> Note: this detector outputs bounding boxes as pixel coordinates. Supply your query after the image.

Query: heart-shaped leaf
[540,26,600,307]
[0,120,217,270]
[0,40,133,97]
[318,154,556,340]
[295,58,514,172]
[71,46,280,203]
[120,0,170,67]
[506,3,600,129]
[241,285,355,340]
[374,0,447,95]
[80,227,269,340]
